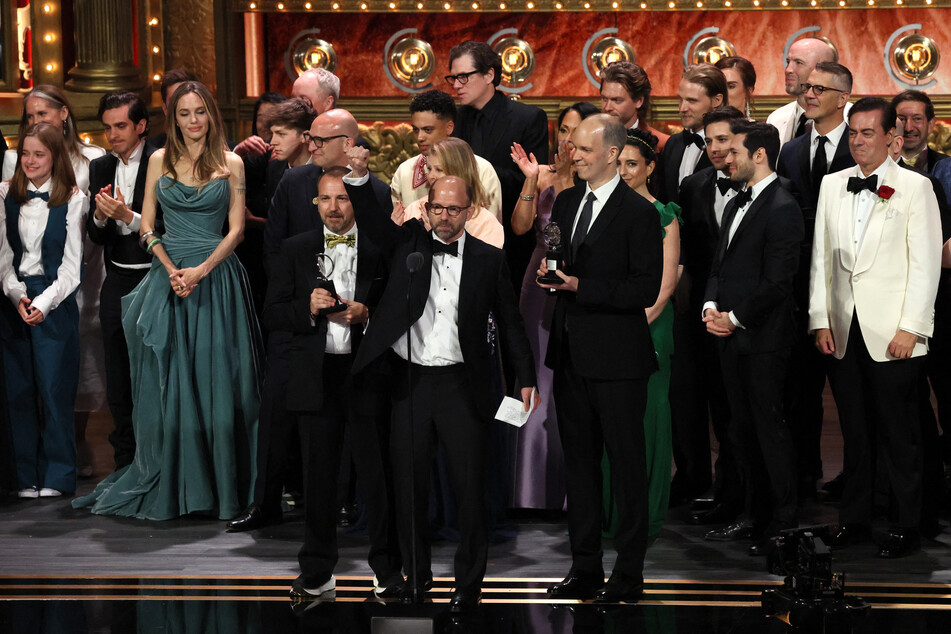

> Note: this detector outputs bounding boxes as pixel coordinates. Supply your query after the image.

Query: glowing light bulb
[153,73,161,81]
[44,34,53,42]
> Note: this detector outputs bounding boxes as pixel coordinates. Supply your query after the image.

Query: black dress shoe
[821,472,844,500]
[373,573,405,599]
[879,529,921,559]
[548,572,604,600]
[593,573,643,604]
[289,574,335,601]
[398,577,433,604]
[689,503,739,526]
[827,524,870,550]
[705,521,754,541]
[448,589,482,613]
[227,504,280,532]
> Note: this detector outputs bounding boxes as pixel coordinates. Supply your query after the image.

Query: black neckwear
[847,175,878,194]
[811,136,828,201]
[571,192,596,258]
[795,113,808,138]
[733,187,753,209]
[432,239,458,257]
[717,177,738,196]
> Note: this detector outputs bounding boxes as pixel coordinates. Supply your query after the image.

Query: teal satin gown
[74,176,262,520]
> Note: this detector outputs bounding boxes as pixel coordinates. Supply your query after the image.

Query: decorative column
[66,0,143,92]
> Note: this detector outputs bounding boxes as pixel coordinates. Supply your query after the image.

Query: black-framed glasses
[425,202,470,217]
[801,83,846,97]
[303,133,347,148]
[444,70,481,86]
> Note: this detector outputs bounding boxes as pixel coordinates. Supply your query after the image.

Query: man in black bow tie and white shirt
[809,97,942,558]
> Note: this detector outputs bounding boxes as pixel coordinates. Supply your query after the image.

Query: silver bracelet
[139,231,156,250]
[519,194,535,202]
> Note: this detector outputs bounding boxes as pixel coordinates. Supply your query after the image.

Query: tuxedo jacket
[263,163,392,274]
[87,142,158,270]
[244,148,289,219]
[776,125,855,224]
[924,147,950,175]
[809,159,943,361]
[346,181,536,420]
[261,226,387,412]
[766,101,803,147]
[661,130,712,205]
[545,180,664,380]
[678,166,724,310]
[704,178,804,355]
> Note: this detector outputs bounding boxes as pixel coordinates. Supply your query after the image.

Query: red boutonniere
[877,185,895,202]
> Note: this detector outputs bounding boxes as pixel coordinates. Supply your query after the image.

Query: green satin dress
[74,176,262,520]
[602,199,682,539]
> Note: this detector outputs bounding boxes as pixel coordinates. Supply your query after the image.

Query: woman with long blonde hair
[392,137,504,248]
[74,81,262,521]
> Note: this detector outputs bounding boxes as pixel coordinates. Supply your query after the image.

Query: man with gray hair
[293,68,340,113]
[767,36,840,146]
[539,114,663,604]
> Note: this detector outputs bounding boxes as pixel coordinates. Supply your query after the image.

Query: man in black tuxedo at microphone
[344,148,537,613]
[539,114,663,604]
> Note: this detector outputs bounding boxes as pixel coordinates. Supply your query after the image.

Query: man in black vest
[88,91,157,470]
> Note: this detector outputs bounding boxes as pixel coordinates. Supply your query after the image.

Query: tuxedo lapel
[830,126,853,172]
[836,171,858,272]
[482,101,513,161]
[557,187,585,266]
[726,180,778,254]
[577,182,623,258]
[796,136,811,188]
[853,162,900,276]
[701,170,719,232]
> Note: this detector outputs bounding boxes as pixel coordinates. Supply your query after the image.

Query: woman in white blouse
[0,122,88,498]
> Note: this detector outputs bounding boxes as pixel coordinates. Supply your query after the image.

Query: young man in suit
[673,105,745,522]
[346,152,537,612]
[539,114,663,604]
[448,40,548,290]
[776,61,855,501]
[228,108,392,533]
[702,120,804,554]
[264,167,402,602]
[661,65,726,204]
[87,91,156,471]
[810,97,942,558]
[599,61,669,155]
[766,37,839,147]
[893,90,949,175]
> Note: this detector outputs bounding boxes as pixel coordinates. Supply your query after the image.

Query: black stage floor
[3,405,951,632]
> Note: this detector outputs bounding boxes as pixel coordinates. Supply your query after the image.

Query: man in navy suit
[228,108,392,532]
[346,149,537,612]
[87,91,157,470]
[703,120,804,554]
[776,61,855,501]
[540,114,663,604]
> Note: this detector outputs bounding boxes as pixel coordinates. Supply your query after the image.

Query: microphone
[406,251,424,273]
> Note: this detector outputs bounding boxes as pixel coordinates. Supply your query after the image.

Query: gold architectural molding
[163,0,217,93]
[238,0,944,11]
[67,0,143,92]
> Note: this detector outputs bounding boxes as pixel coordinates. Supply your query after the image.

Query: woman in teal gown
[602,128,681,539]
[74,81,261,521]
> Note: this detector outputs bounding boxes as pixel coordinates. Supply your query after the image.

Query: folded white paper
[495,390,536,428]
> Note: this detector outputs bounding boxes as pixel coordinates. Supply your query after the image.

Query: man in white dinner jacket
[809,97,942,559]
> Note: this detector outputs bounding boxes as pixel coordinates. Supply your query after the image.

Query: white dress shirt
[809,119,847,166]
[0,180,89,317]
[852,159,892,253]
[703,172,779,329]
[714,169,737,228]
[570,172,621,241]
[393,232,466,366]
[92,140,150,270]
[678,128,706,186]
[323,225,358,354]
[3,144,106,195]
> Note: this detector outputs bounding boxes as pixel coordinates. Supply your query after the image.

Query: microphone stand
[405,251,423,604]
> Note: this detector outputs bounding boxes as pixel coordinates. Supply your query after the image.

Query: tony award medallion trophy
[315,252,347,315]
[537,222,564,289]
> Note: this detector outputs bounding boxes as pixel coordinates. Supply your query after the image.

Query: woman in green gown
[74,82,261,521]
[602,128,681,539]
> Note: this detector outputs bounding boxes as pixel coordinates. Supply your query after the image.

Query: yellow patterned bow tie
[325,234,355,248]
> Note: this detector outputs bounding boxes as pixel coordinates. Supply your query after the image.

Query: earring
[62,120,68,137]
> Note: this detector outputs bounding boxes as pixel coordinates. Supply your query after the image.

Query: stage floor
[3,404,951,632]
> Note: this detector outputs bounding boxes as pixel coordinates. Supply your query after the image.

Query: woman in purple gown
[507,102,599,509]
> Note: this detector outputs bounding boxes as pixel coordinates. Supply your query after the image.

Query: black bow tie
[846,175,878,195]
[432,239,458,257]
[734,188,753,208]
[27,190,50,202]
[717,177,739,196]
[685,131,705,150]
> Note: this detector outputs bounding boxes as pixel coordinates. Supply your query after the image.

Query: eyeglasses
[444,70,481,86]
[303,133,347,148]
[425,202,470,217]
[801,83,847,97]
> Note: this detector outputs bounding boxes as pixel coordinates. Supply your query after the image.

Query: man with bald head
[344,158,537,612]
[227,109,392,534]
[539,114,663,604]
[767,37,840,147]
[293,68,339,114]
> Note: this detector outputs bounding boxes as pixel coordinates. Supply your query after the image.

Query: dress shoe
[705,521,754,541]
[593,573,643,604]
[448,588,482,613]
[548,572,604,600]
[289,574,335,601]
[689,503,739,526]
[689,498,717,512]
[879,529,921,559]
[827,524,870,550]
[373,573,404,599]
[398,576,433,604]
[821,472,844,500]
[227,504,279,532]
[17,486,38,499]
